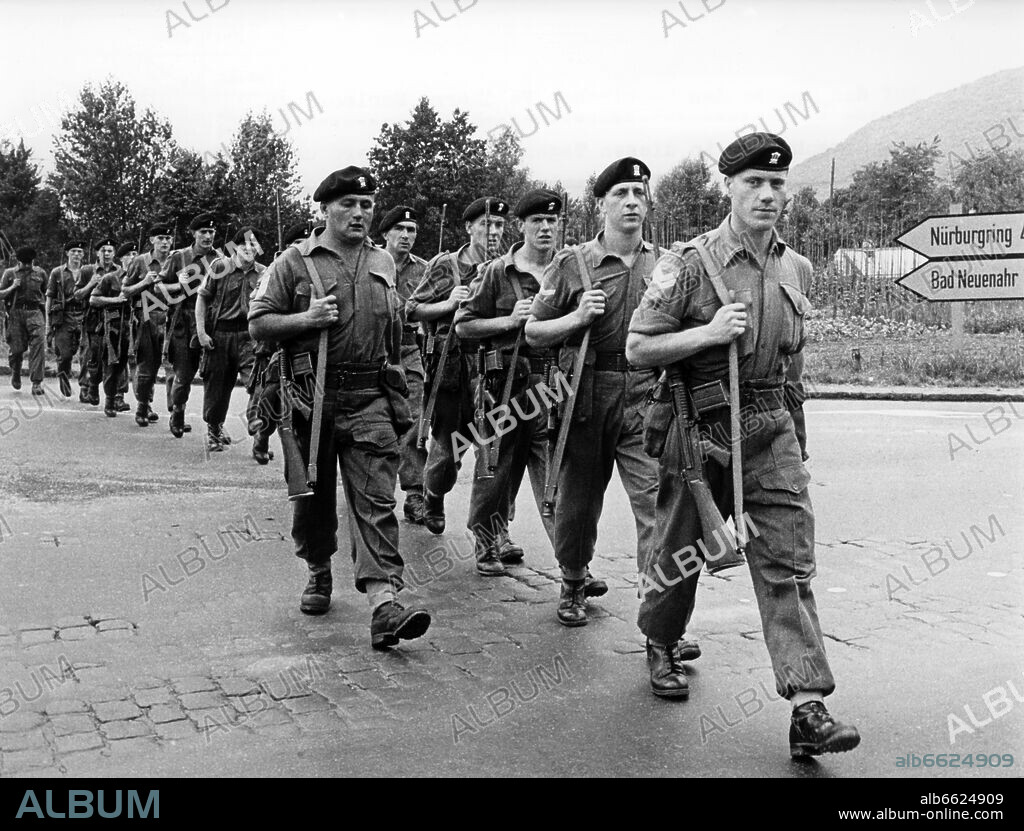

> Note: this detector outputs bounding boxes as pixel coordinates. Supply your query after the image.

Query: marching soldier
[245,222,317,464]
[0,246,47,395]
[89,244,131,417]
[121,222,174,426]
[626,133,860,756]
[160,214,221,438]
[45,242,87,398]
[525,158,661,627]
[454,189,562,575]
[113,242,138,412]
[379,205,429,524]
[407,196,508,535]
[78,239,119,406]
[249,166,432,649]
[196,227,265,453]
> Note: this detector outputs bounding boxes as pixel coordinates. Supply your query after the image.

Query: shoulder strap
[690,237,733,306]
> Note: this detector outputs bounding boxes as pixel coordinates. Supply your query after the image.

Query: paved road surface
[0,383,1020,777]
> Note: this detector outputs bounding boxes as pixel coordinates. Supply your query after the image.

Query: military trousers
[86,327,105,394]
[246,352,282,439]
[467,371,554,547]
[5,307,45,384]
[52,322,81,385]
[552,368,659,579]
[398,342,427,498]
[101,320,130,400]
[133,315,165,406]
[290,390,404,594]
[422,353,475,500]
[167,328,200,411]
[201,327,255,428]
[636,406,836,700]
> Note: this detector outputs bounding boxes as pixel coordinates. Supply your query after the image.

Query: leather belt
[214,318,249,333]
[740,384,786,412]
[593,350,632,372]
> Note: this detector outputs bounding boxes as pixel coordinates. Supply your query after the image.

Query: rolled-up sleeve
[530,251,578,322]
[248,259,293,321]
[629,246,701,336]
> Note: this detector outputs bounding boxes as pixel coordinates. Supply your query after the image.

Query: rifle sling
[418,251,462,443]
[301,254,331,489]
[496,272,526,414]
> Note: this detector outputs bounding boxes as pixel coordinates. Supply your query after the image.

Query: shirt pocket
[778,282,811,355]
[292,282,312,314]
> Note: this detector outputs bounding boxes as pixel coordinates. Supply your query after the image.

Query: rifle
[275,188,283,255]
[197,224,230,379]
[558,192,568,250]
[437,203,447,255]
[691,238,747,557]
[542,247,596,518]
[490,275,526,474]
[474,346,496,479]
[278,350,314,501]
[667,367,744,573]
[641,175,662,258]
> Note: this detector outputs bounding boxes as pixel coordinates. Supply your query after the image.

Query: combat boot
[206,427,223,452]
[475,539,505,577]
[370,601,431,650]
[79,387,89,403]
[86,387,100,405]
[423,491,445,535]
[496,532,524,564]
[252,432,273,465]
[556,578,587,627]
[402,493,425,524]
[211,424,232,445]
[115,394,130,412]
[789,701,861,758]
[58,373,72,398]
[104,397,117,417]
[135,403,150,427]
[647,640,689,699]
[10,357,21,390]
[300,563,332,615]
[169,407,185,438]
[583,571,608,598]
[31,383,44,396]
[676,639,702,662]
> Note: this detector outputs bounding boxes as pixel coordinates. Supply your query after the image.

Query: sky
[1,0,1021,199]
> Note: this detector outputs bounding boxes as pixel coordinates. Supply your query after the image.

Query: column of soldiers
[0,130,860,758]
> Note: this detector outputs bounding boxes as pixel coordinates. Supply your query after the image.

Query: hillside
[788,67,1024,196]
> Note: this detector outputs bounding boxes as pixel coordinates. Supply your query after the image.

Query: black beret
[15,246,35,263]
[515,189,562,219]
[718,132,792,176]
[232,226,261,246]
[188,213,217,232]
[282,222,312,248]
[63,241,85,252]
[313,166,376,203]
[147,222,174,237]
[462,197,509,224]
[115,242,137,258]
[379,205,418,235]
[95,237,118,250]
[593,157,651,198]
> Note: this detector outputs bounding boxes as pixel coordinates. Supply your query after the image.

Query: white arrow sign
[896,258,1024,302]
[896,212,1024,260]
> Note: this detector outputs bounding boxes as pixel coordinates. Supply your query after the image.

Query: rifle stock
[474,347,496,479]
[541,328,589,518]
[278,351,314,501]
[668,369,745,574]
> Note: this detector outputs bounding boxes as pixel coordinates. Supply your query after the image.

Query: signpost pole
[948,202,965,348]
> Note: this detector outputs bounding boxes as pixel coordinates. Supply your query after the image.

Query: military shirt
[76,263,119,333]
[393,252,428,333]
[123,252,167,309]
[92,267,128,323]
[405,243,481,339]
[199,258,266,324]
[458,241,546,357]
[159,244,222,339]
[248,230,400,367]
[628,215,813,384]
[46,266,88,326]
[1,264,47,310]
[530,232,659,352]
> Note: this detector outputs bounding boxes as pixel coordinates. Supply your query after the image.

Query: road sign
[895,211,1024,260]
[896,257,1024,302]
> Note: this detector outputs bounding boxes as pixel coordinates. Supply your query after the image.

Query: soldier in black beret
[379,205,430,524]
[627,134,860,756]
[250,165,433,648]
[121,221,176,425]
[46,241,88,397]
[196,227,266,454]
[0,245,48,393]
[159,213,222,437]
[74,238,120,405]
[407,196,508,535]
[454,188,571,574]
[526,158,661,626]
[83,238,132,415]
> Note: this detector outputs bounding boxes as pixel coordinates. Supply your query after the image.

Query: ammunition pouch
[382,363,413,434]
[690,379,729,417]
[642,373,674,459]
[557,345,595,424]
